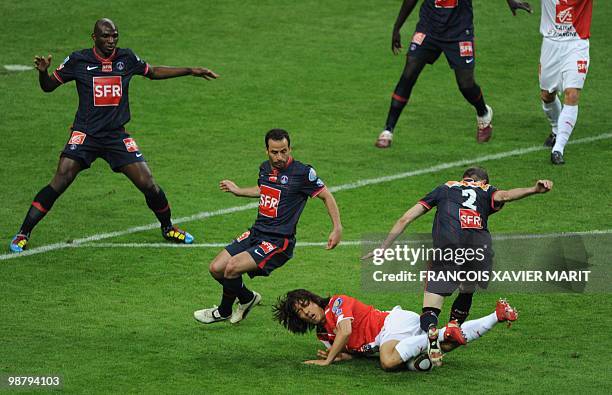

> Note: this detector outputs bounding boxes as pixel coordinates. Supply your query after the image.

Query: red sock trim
[32,201,48,213]
[154,204,170,214]
[392,93,408,103]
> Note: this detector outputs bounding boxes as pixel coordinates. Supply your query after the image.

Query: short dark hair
[462,167,489,183]
[265,128,290,149]
[273,289,330,334]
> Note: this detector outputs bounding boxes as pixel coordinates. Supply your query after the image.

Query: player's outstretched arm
[391,0,419,54]
[148,66,219,80]
[33,55,61,92]
[219,180,260,198]
[317,188,343,250]
[361,203,428,260]
[304,319,352,366]
[493,180,553,203]
[506,0,533,16]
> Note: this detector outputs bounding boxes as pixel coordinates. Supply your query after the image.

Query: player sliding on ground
[193,129,342,325]
[375,0,532,148]
[273,289,518,371]
[362,167,552,365]
[10,18,218,253]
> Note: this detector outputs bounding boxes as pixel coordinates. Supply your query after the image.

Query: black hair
[273,289,330,334]
[265,128,291,149]
[462,167,489,184]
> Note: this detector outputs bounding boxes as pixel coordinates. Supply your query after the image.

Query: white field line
[3,64,34,71]
[71,229,612,249]
[2,132,611,262]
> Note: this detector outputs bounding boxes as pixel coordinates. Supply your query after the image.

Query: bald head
[93,18,117,35]
[91,18,119,57]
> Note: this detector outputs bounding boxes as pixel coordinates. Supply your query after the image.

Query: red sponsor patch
[102,62,113,72]
[555,4,574,24]
[122,138,139,153]
[258,241,277,255]
[577,60,588,74]
[459,41,474,57]
[269,175,278,183]
[68,131,86,145]
[459,209,482,229]
[412,32,426,45]
[236,230,251,242]
[93,76,122,106]
[435,0,458,8]
[259,185,281,218]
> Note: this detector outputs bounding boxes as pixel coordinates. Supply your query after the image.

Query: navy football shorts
[424,252,493,295]
[408,32,476,70]
[225,228,296,278]
[60,128,146,171]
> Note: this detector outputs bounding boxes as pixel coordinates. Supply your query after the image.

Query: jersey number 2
[462,189,477,210]
[435,0,458,8]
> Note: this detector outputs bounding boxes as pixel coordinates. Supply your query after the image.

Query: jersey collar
[93,46,117,62]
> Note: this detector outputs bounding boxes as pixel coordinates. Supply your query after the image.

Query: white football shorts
[539,37,590,93]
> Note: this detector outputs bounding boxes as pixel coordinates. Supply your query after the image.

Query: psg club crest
[116,61,125,71]
[280,175,289,184]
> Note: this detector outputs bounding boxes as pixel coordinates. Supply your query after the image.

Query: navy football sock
[224,276,254,305]
[450,293,473,325]
[145,187,172,228]
[420,308,441,332]
[19,185,60,235]
[460,84,487,117]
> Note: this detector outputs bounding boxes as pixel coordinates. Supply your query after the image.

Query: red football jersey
[317,295,389,353]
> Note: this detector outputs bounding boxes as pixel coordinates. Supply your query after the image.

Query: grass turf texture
[1,0,611,393]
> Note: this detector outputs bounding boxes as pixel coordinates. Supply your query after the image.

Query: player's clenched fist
[33,55,52,72]
[535,180,553,193]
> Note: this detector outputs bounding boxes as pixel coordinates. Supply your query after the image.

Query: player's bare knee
[224,258,243,278]
[563,89,580,105]
[379,357,399,372]
[541,90,556,103]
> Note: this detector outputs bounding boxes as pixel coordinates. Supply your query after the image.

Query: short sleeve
[53,54,77,84]
[418,185,444,210]
[127,49,151,77]
[301,166,326,198]
[488,185,504,213]
[331,296,354,324]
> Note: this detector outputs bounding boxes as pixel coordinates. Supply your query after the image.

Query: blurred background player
[193,129,342,325]
[539,0,593,165]
[9,18,219,253]
[363,167,552,364]
[375,0,532,148]
[273,289,518,370]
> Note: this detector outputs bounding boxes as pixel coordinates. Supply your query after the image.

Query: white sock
[552,104,578,154]
[542,97,562,135]
[460,312,498,342]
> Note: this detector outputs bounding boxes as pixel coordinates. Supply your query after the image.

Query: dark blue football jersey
[416,0,474,41]
[52,47,151,136]
[418,179,503,248]
[253,158,326,237]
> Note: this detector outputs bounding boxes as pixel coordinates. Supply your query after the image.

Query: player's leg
[421,291,445,366]
[551,87,581,164]
[454,68,492,143]
[541,89,562,147]
[376,33,437,148]
[10,156,82,252]
[119,161,193,243]
[456,298,518,343]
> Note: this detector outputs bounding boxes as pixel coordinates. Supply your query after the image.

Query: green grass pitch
[1,0,611,393]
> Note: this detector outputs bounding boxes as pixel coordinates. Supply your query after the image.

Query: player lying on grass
[273,289,517,371]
